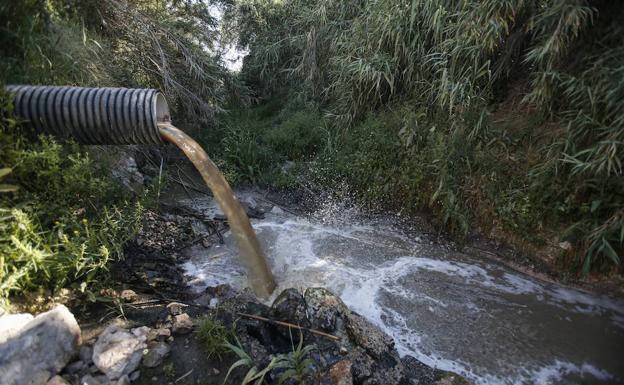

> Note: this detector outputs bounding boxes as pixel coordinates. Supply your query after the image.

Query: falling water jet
[158,123,276,297]
[5,85,276,298]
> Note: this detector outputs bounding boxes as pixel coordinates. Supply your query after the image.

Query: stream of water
[180,191,624,385]
[159,124,276,297]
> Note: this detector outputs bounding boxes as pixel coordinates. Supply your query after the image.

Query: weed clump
[197,316,236,359]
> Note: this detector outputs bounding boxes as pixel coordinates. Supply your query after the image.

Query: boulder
[0,305,81,385]
[271,288,310,333]
[435,373,472,385]
[401,356,436,385]
[304,287,348,332]
[92,325,147,380]
[0,313,34,343]
[65,360,87,375]
[344,313,394,359]
[303,288,407,385]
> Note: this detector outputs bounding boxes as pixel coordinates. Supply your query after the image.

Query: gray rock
[349,347,405,385]
[0,305,81,385]
[92,325,147,380]
[80,374,108,385]
[304,287,348,331]
[171,313,193,334]
[129,371,140,382]
[0,313,34,343]
[47,375,71,385]
[303,288,407,385]
[142,342,170,368]
[110,152,144,194]
[65,360,87,375]
[345,313,394,359]
[271,288,309,333]
[79,345,94,364]
[270,205,284,214]
[131,326,150,339]
[401,356,436,385]
[147,328,171,341]
[116,375,131,385]
[434,372,472,385]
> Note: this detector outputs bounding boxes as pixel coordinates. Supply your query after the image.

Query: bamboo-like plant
[224,0,623,274]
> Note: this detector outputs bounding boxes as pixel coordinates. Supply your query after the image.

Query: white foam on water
[181,197,624,385]
[529,360,613,385]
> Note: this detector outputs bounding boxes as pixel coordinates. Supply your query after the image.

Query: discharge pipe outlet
[5,85,170,145]
[5,84,277,298]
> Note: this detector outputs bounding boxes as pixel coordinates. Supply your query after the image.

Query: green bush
[265,110,325,161]
[224,0,624,275]
[218,113,275,184]
[0,92,144,306]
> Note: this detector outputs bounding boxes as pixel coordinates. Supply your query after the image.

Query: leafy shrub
[264,110,325,160]
[0,91,144,306]
[218,114,275,184]
[224,0,624,275]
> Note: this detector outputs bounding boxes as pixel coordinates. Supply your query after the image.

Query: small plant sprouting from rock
[198,316,236,359]
[223,330,318,385]
[223,337,283,385]
[276,330,318,385]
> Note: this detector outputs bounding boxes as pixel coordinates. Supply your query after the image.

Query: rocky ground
[0,193,473,385]
[1,148,475,385]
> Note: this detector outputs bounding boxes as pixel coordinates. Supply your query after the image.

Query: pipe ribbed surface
[5,85,170,145]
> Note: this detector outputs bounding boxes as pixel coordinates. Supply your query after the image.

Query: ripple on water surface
[181,194,624,385]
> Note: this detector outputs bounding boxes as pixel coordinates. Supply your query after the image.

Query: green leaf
[0,184,19,193]
[590,200,601,213]
[224,358,250,385]
[602,239,620,265]
[0,168,12,179]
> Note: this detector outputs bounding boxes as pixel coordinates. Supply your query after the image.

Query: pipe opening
[154,93,170,124]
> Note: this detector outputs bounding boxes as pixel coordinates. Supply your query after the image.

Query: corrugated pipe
[5,85,170,145]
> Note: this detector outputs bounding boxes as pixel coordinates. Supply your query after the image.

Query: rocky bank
[0,283,471,385]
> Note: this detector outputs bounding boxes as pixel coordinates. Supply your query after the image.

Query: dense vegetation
[1,0,622,308]
[214,0,624,277]
[0,0,236,306]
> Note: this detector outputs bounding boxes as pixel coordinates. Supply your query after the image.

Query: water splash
[159,124,276,297]
[181,191,624,385]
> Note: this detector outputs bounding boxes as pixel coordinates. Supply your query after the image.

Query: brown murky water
[158,123,276,297]
[180,191,624,385]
